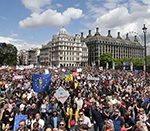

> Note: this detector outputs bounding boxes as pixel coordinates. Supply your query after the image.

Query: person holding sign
[62,103,79,129]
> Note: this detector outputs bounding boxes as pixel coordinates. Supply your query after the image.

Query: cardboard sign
[54,87,70,104]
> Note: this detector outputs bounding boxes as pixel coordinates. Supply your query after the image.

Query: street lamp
[142,24,147,82]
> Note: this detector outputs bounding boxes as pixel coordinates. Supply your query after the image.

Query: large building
[39,26,88,67]
[17,49,29,65]
[147,45,150,56]
[83,27,144,66]
[28,48,40,65]
[39,42,52,65]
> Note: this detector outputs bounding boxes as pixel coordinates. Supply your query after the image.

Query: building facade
[39,42,52,65]
[17,49,29,65]
[39,26,88,67]
[28,48,40,65]
[83,28,144,66]
[147,45,150,56]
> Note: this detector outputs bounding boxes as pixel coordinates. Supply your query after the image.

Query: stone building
[83,27,144,66]
[28,48,40,65]
[146,45,150,56]
[39,26,88,67]
[39,42,52,65]
[17,49,29,65]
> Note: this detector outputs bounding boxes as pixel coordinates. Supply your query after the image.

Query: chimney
[107,30,112,38]
[87,30,92,38]
[134,35,138,42]
[95,27,100,36]
[125,33,130,41]
[81,32,84,42]
[117,32,121,39]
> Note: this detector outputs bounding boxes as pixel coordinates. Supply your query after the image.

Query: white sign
[45,69,49,74]
[62,69,66,72]
[87,77,99,81]
[54,87,70,104]
[77,68,82,72]
[99,67,103,71]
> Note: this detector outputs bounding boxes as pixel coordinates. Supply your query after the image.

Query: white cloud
[142,0,150,5]
[0,36,46,50]
[0,16,7,20]
[74,3,80,7]
[103,2,116,9]
[19,8,83,28]
[96,7,130,28]
[85,1,107,18]
[9,33,19,38]
[56,3,63,8]
[21,0,51,13]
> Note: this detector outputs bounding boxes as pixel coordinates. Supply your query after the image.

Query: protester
[0,66,150,131]
[16,120,29,131]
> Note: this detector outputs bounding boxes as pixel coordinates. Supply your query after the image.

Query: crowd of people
[0,66,150,131]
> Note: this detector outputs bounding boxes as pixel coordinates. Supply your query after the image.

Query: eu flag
[32,73,52,92]
[123,61,129,67]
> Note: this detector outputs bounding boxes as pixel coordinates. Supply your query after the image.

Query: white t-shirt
[83,116,92,127]
[74,97,83,110]
[31,119,45,128]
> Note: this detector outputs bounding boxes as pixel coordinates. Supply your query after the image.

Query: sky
[0,0,150,50]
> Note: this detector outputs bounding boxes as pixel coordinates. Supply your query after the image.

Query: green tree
[0,44,17,65]
[147,56,150,66]
[114,58,122,66]
[132,58,144,66]
[99,52,114,67]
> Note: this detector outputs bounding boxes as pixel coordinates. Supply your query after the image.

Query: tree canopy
[0,43,17,65]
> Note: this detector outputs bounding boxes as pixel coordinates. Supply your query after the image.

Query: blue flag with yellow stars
[32,73,52,92]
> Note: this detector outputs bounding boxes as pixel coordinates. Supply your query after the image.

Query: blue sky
[0,0,150,50]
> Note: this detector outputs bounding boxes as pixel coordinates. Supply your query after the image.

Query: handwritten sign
[54,87,70,104]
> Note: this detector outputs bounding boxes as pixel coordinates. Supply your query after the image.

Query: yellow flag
[74,83,78,89]
[66,75,73,81]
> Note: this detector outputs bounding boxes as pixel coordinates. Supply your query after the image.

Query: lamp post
[142,24,147,82]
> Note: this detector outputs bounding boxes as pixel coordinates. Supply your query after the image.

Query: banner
[13,115,28,131]
[72,72,79,77]
[77,68,82,72]
[54,87,70,104]
[32,73,52,92]
[87,77,99,81]
[13,75,24,80]
[66,75,73,81]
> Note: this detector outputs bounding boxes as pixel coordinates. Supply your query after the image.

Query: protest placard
[54,87,70,104]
